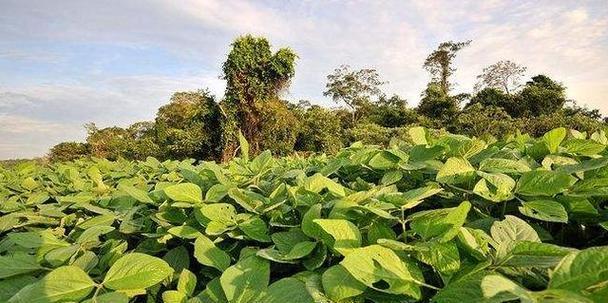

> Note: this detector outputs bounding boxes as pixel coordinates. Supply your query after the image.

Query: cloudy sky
[1,0,607,159]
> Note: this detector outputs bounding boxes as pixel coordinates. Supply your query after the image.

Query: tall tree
[423,40,471,93]
[324,65,386,123]
[514,75,567,117]
[220,35,297,160]
[475,60,527,94]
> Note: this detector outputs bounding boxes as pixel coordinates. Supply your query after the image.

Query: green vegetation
[43,35,606,163]
[1,126,608,302]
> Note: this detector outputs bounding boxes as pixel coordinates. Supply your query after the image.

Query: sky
[1,0,607,159]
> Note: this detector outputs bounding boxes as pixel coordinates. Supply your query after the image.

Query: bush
[48,142,90,162]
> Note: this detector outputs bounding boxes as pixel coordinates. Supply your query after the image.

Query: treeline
[48,36,606,162]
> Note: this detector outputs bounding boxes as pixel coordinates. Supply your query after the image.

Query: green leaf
[563,139,606,156]
[238,216,271,242]
[119,184,153,203]
[340,245,422,298]
[168,225,203,239]
[162,290,187,303]
[177,269,197,297]
[473,172,516,202]
[382,184,443,209]
[301,204,322,238]
[9,266,95,303]
[193,235,231,271]
[321,265,366,301]
[303,173,346,197]
[518,200,568,223]
[500,241,574,268]
[436,157,476,185]
[102,253,173,290]
[432,271,519,303]
[409,126,428,145]
[491,215,540,244]
[261,278,315,303]
[313,219,362,255]
[543,127,567,154]
[415,241,460,275]
[479,158,531,174]
[220,255,269,303]
[369,151,401,170]
[0,253,43,279]
[516,170,576,196]
[238,130,250,161]
[82,292,129,303]
[549,246,608,295]
[199,203,238,235]
[164,183,203,204]
[410,201,471,242]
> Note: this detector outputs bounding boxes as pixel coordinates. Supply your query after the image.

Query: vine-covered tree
[423,40,471,93]
[475,60,527,94]
[324,65,386,123]
[220,35,297,160]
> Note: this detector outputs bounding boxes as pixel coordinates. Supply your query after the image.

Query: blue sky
[1,0,607,159]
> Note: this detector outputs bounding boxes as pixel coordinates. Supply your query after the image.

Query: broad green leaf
[480,274,531,301]
[220,255,269,303]
[415,241,460,275]
[409,126,428,145]
[543,127,567,154]
[239,216,271,242]
[301,204,322,238]
[82,292,129,303]
[516,171,576,196]
[238,130,250,161]
[303,173,346,197]
[473,171,516,202]
[369,151,401,170]
[0,253,43,279]
[261,278,315,303]
[410,201,471,242]
[119,184,153,204]
[177,269,197,296]
[340,245,422,298]
[549,246,608,295]
[500,241,574,268]
[168,225,203,239]
[9,266,94,303]
[193,235,231,271]
[518,200,568,223]
[563,139,606,156]
[490,215,540,244]
[382,184,443,209]
[321,265,366,301]
[162,290,187,303]
[436,157,476,185]
[432,271,519,303]
[313,219,362,255]
[164,183,203,204]
[103,253,173,290]
[479,158,531,174]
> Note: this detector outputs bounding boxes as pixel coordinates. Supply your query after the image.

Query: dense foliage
[2,127,608,302]
[43,35,606,164]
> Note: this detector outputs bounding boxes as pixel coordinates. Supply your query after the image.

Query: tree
[324,65,386,123]
[466,87,513,109]
[364,94,419,128]
[417,82,460,122]
[220,35,297,160]
[294,105,344,154]
[475,60,527,94]
[48,142,89,162]
[513,75,567,117]
[423,40,471,93]
[155,90,221,160]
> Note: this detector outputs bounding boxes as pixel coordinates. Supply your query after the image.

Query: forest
[46,35,607,163]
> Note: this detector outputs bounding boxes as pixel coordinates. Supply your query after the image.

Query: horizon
[1,0,607,159]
